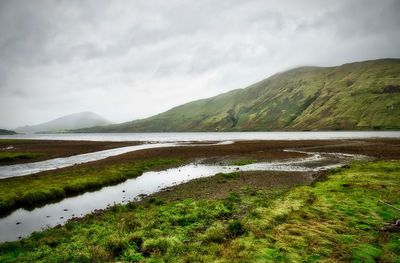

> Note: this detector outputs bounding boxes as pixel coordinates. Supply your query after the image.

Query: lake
[1,131,399,142]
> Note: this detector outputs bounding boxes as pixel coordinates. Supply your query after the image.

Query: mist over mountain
[16,112,112,134]
[75,59,400,132]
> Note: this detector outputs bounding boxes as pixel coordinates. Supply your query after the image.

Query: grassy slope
[77,58,400,132]
[0,161,399,262]
[0,158,182,214]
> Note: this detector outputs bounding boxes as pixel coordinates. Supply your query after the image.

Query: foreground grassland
[0,161,399,262]
[0,152,43,163]
[0,158,182,213]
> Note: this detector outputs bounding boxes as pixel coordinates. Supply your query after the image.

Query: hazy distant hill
[0,129,16,135]
[76,59,400,132]
[16,112,112,134]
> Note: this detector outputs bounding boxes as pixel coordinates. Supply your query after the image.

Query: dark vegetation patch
[0,152,43,163]
[373,85,400,94]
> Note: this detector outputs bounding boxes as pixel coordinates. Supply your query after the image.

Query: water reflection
[0,150,366,242]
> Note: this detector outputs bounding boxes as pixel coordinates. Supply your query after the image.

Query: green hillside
[78,58,400,132]
[0,129,16,135]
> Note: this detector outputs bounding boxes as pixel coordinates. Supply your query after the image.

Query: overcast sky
[0,0,399,128]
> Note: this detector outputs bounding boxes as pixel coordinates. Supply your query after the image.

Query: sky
[0,0,399,128]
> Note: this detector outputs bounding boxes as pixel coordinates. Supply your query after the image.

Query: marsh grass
[0,158,182,213]
[233,159,255,166]
[0,152,43,163]
[0,161,399,262]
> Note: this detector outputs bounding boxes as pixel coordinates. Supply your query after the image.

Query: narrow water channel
[0,141,233,179]
[0,150,366,242]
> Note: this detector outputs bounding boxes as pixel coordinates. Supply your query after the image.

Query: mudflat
[68,138,400,169]
[0,139,140,165]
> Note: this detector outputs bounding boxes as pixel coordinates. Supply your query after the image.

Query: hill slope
[78,59,400,132]
[0,129,16,135]
[16,112,112,134]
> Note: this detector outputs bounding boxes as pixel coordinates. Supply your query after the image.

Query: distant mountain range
[16,112,112,134]
[0,129,16,135]
[73,58,400,132]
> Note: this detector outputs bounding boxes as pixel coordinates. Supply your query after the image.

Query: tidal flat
[0,138,399,262]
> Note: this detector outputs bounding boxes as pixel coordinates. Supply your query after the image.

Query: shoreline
[0,138,399,216]
[0,139,140,165]
[1,160,398,261]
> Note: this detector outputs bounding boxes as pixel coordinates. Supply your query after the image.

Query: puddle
[0,150,366,242]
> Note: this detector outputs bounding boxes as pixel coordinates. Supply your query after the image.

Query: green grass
[0,152,43,163]
[75,58,400,132]
[0,160,399,262]
[0,158,182,213]
[233,159,255,166]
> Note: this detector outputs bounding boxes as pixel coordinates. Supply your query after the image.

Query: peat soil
[4,138,399,175]
[0,140,140,165]
[145,170,320,202]
[71,138,400,168]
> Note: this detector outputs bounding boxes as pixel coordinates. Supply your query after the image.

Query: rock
[16,222,21,225]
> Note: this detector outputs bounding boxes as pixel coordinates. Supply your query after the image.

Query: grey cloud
[0,0,399,128]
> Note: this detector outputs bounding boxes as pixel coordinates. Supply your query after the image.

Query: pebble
[16,222,21,225]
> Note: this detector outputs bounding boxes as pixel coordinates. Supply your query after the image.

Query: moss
[202,222,227,243]
[0,161,399,262]
[0,158,182,214]
[0,152,43,162]
[233,159,255,166]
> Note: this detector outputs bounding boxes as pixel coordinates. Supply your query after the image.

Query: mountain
[0,129,16,135]
[16,112,112,134]
[76,58,400,132]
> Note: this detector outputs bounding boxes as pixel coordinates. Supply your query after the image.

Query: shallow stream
[0,149,366,242]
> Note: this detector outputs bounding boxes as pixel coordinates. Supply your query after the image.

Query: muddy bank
[145,170,322,202]
[63,139,400,170]
[297,138,400,159]
[0,140,140,165]
[3,138,399,178]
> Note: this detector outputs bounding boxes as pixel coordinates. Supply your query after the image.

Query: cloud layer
[1,0,399,128]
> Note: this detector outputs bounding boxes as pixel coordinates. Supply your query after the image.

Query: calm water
[0,150,366,242]
[1,131,399,142]
[0,143,175,179]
